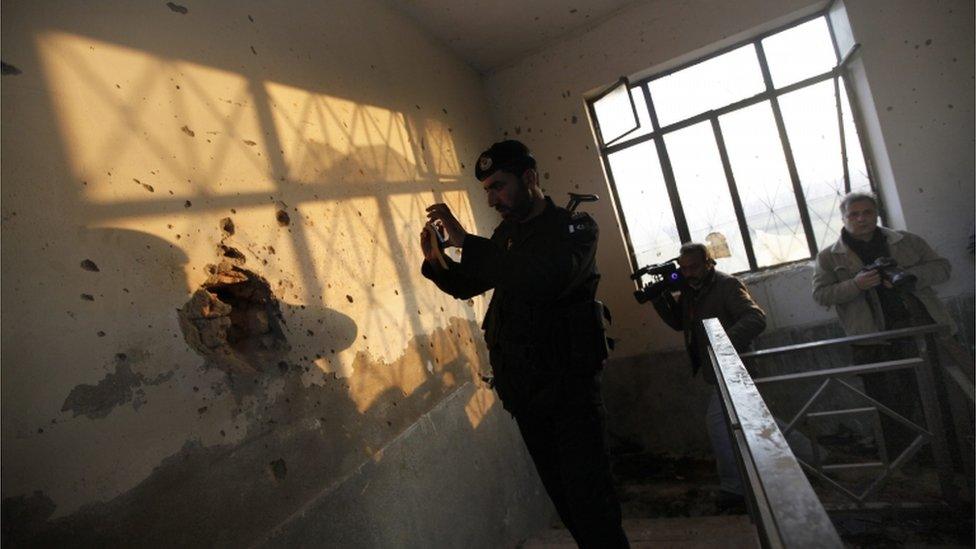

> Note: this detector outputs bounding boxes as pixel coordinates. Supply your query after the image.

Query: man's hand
[854,268,882,290]
[420,225,448,270]
[425,203,468,248]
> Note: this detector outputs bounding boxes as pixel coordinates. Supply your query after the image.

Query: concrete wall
[485,0,974,454]
[1,1,551,545]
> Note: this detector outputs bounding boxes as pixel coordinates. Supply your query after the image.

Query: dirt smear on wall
[3,317,490,547]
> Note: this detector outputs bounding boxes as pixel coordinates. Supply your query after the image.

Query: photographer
[648,242,766,509]
[813,191,955,452]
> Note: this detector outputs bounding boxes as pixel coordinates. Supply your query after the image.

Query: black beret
[475,140,536,181]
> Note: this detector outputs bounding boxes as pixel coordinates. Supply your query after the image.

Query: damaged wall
[484,0,975,455]
[1,1,552,545]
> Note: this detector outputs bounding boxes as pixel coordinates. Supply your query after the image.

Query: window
[589,14,874,276]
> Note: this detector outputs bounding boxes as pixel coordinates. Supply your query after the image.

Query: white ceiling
[385,0,640,74]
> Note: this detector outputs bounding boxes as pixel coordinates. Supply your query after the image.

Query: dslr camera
[632,258,685,304]
[861,256,917,290]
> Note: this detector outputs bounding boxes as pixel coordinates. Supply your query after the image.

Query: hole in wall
[178,251,289,376]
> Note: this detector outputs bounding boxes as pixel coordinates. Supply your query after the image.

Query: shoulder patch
[567,212,597,236]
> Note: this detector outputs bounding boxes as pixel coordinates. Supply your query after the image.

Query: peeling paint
[61,352,173,419]
[8,318,486,546]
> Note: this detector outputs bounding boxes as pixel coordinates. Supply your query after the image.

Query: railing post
[914,334,957,504]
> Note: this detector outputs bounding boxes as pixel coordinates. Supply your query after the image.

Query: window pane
[607,141,680,274]
[665,122,750,273]
[720,101,809,267]
[838,78,871,193]
[762,17,836,88]
[649,45,765,127]
[593,80,639,144]
[779,80,846,248]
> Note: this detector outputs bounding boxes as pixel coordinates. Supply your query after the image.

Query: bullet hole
[267,246,276,255]
[97,331,106,337]
[886,106,893,111]
[243,140,257,146]
[276,210,290,227]
[269,458,287,482]
[134,179,154,193]
[248,14,254,22]
[181,125,195,137]
[166,2,188,14]
[185,200,192,208]
[570,8,578,13]
[80,259,100,272]
[346,295,354,303]
[81,294,95,301]
[925,38,932,46]
[515,126,521,135]
[544,172,550,180]
[220,217,235,236]
[948,104,954,109]
[1,61,22,75]
[571,115,578,124]
[442,108,448,114]
[197,406,208,415]
[178,262,290,376]
[219,245,246,264]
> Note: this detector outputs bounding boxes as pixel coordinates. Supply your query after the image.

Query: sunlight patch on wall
[36,31,277,205]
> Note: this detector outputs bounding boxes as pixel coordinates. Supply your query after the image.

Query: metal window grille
[587,11,880,280]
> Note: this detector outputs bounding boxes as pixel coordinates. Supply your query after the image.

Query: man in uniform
[420,140,628,548]
[650,243,766,510]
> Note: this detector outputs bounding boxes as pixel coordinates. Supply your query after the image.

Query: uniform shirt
[421,196,602,363]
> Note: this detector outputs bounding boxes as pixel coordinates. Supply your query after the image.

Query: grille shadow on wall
[1,12,505,546]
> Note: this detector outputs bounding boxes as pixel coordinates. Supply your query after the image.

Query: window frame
[587,9,880,279]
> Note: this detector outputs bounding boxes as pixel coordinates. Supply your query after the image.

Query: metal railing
[738,323,974,508]
[704,318,843,549]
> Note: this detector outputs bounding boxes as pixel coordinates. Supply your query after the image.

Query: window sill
[736,258,816,285]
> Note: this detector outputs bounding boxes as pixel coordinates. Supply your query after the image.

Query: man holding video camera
[420,140,628,548]
[647,242,766,509]
[813,191,955,452]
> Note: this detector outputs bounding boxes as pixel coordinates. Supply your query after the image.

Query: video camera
[632,258,685,304]
[862,256,917,290]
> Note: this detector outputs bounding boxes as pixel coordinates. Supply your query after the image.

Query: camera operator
[648,242,766,510]
[813,191,957,452]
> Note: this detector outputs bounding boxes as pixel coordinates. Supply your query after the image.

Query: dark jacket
[652,270,766,384]
[421,197,607,410]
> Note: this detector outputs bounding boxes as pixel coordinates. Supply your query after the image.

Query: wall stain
[61,351,173,419]
[166,2,188,14]
[1,61,22,76]
[5,318,487,546]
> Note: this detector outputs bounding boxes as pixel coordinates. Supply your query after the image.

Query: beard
[497,179,534,221]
